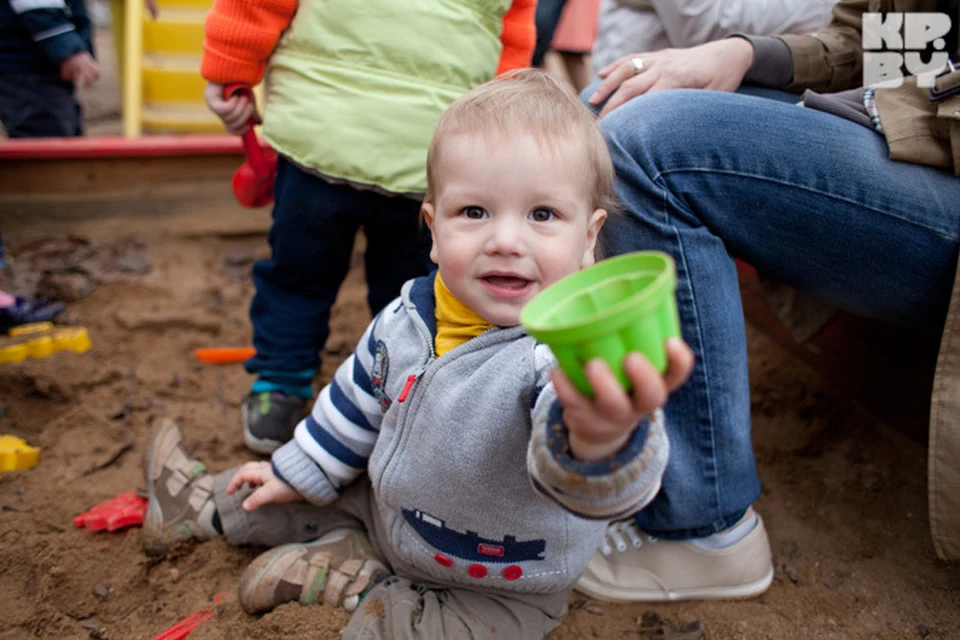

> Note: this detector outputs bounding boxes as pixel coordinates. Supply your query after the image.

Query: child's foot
[241,391,308,454]
[0,296,66,332]
[142,418,219,557]
[238,528,389,614]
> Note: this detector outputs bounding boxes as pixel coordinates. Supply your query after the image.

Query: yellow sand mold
[0,322,92,365]
[0,435,40,472]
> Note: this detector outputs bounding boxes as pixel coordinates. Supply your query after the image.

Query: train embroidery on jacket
[403,508,546,563]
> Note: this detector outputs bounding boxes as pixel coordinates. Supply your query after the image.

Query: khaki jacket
[780,0,960,176]
[777,0,960,560]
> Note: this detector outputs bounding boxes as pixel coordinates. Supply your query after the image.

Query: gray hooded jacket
[273,273,669,595]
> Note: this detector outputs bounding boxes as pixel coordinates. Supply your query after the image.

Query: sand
[0,232,958,639]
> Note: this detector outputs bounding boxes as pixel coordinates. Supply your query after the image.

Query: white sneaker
[575,515,774,602]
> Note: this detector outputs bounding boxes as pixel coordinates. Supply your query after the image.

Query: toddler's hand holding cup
[521,251,692,461]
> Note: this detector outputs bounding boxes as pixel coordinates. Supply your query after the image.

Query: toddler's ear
[421,202,435,229]
[582,208,607,269]
[421,203,440,265]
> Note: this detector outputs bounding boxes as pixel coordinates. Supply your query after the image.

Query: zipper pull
[397,374,417,403]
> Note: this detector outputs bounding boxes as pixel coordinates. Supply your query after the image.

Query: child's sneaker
[142,418,219,557]
[238,528,389,614]
[0,296,66,331]
[575,514,773,602]
[241,391,308,455]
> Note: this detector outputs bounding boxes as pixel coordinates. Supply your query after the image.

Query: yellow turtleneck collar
[434,272,493,357]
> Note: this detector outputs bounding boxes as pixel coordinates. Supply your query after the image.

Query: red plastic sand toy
[151,592,229,640]
[73,491,147,532]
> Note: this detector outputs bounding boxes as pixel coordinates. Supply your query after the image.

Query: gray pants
[213,470,568,639]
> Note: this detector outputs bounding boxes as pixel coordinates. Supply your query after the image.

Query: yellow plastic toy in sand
[0,322,92,365]
[0,435,40,472]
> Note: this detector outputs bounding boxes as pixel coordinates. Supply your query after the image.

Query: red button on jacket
[468,564,487,578]
[503,565,523,580]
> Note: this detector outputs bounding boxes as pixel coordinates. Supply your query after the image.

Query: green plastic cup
[520,251,681,397]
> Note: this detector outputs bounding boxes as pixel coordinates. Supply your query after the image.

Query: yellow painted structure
[113,0,262,136]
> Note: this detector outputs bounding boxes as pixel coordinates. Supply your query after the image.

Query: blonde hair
[425,69,618,217]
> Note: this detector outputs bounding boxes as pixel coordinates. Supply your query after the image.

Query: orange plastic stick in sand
[194,347,256,364]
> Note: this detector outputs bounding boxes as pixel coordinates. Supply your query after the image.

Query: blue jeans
[246,157,432,383]
[599,89,960,538]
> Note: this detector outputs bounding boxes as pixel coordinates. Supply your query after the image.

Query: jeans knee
[599,92,683,144]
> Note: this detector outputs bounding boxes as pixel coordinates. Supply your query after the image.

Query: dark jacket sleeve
[10,0,91,65]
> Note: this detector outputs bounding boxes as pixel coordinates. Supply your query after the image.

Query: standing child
[200,0,536,454]
[0,0,99,137]
[143,70,694,638]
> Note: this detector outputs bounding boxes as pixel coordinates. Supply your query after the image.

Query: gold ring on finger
[631,57,647,75]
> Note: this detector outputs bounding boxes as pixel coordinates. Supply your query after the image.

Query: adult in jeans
[576,0,960,602]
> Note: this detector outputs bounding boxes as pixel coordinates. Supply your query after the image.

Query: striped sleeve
[271,318,385,506]
[526,344,670,520]
[10,0,89,64]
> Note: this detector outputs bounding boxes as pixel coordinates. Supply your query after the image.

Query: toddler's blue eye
[463,207,486,219]
[531,208,555,222]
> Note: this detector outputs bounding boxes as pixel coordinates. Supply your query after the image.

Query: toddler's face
[422,131,606,326]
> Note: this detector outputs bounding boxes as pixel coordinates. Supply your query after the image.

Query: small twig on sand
[113,599,149,622]
[83,438,135,476]
[36,518,66,533]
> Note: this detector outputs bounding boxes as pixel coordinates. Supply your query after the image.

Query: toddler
[144,70,693,639]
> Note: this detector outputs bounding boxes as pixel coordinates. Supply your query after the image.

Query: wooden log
[0,136,271,239]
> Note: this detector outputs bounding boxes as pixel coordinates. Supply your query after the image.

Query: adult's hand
[588,38,755,118]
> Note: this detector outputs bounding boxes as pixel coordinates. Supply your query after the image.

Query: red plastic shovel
[223,84,278,208]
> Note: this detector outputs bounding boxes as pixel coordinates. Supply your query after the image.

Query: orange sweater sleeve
[201,0,298,85]
[495,0,536,76]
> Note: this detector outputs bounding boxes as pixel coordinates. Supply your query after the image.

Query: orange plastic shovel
[195,346,256,364]
[223,84,278,208]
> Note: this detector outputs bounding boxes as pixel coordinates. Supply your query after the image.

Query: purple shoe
[0,297,66,332]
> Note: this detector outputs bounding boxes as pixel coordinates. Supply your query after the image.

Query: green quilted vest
[263,0,511,195]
